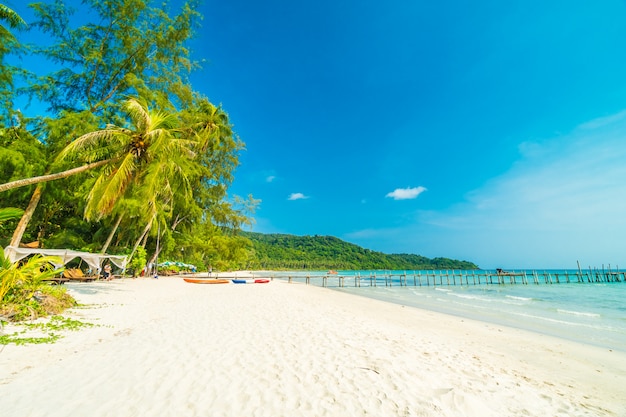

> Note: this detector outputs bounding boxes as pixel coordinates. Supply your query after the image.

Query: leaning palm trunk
[9,184,43,248]
[100,212,124,254]
[0,159,111,193]
[6,159,114,247]
[145,214,183,275]
[146,248,161,275]
[127,215,155,266]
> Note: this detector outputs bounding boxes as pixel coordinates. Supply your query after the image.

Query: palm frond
[0,207,24,223]
[124,97,151,132]
[0,247,12,270]
[0,4,26,29]
[85,154,136,220]
[151,110,179,130]
[56,128,121,162]
[0,23,16,43]
[84,167,113,221]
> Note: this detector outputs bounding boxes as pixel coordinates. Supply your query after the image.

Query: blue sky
[9,0,626,269]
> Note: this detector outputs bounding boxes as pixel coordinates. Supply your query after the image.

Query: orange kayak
[183,278,230,284]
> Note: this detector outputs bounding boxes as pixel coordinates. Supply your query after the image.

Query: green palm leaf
[0,4,26,29]
[0,207,24,223]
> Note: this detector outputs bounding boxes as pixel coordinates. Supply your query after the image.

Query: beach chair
[64,268,96,282]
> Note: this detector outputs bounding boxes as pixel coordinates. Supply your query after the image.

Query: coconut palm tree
[61,97,195,221]
[6,97,196,247]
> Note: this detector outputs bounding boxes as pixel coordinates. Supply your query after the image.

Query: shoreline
[1,277,625,416]
[251,271,626,354]
[333,284,626,354]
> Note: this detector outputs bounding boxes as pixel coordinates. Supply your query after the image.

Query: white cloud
[577,109,626,130]
[349,110,626,269]
[288,192,309,200]
[266,175,276,183]
[385,186,427,200]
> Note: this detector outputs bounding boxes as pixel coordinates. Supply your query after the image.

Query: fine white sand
[1,277,625,417]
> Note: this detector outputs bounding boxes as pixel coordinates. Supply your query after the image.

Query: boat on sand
[183,278,230,284]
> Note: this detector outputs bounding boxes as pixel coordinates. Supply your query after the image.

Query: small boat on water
[183,278,230,284]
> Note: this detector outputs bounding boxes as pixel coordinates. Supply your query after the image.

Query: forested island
[243,232,478,271]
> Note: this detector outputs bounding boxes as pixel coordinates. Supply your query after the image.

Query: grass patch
[0,315,94,345]
[0,332,60,345]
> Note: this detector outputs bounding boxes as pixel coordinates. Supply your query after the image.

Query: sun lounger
[63,268,97,282]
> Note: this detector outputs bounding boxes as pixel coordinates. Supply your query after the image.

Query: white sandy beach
[1,276,625,417]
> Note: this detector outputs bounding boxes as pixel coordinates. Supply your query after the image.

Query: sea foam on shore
[1,277,625,417]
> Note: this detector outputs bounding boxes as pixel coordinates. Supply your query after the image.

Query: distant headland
[242,232,478,270]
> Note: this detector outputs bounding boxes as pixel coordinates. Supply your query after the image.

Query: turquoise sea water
[260,270,626,352]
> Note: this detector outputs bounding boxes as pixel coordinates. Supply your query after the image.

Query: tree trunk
[6,158,118,248]
[140,225,150,247]
[9,184,43,247]
[0,159,111,193]
[101,212,124,254]
[146,248,161,276]
[128,216,154,263]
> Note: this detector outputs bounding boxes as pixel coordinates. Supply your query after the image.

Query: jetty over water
[267,268,625,288]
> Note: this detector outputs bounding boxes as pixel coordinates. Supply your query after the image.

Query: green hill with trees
[243,232,478,270]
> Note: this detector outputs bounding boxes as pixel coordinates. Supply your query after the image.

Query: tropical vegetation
[0,0,255,276]
[0,0,254,322]
[0,207,75,323]
[244,232,478,271]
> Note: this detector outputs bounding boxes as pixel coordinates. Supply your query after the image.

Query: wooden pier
[267,268,625,288]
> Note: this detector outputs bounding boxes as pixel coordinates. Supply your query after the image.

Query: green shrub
[129,246,147,277]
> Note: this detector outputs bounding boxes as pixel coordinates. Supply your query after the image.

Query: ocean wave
[510,312,616,331]
[511,312,587,327]
[557,309,601,318]
[505,295,532,302]
[447,293,492,302]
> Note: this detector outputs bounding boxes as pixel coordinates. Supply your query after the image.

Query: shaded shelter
[3,246,128,273]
